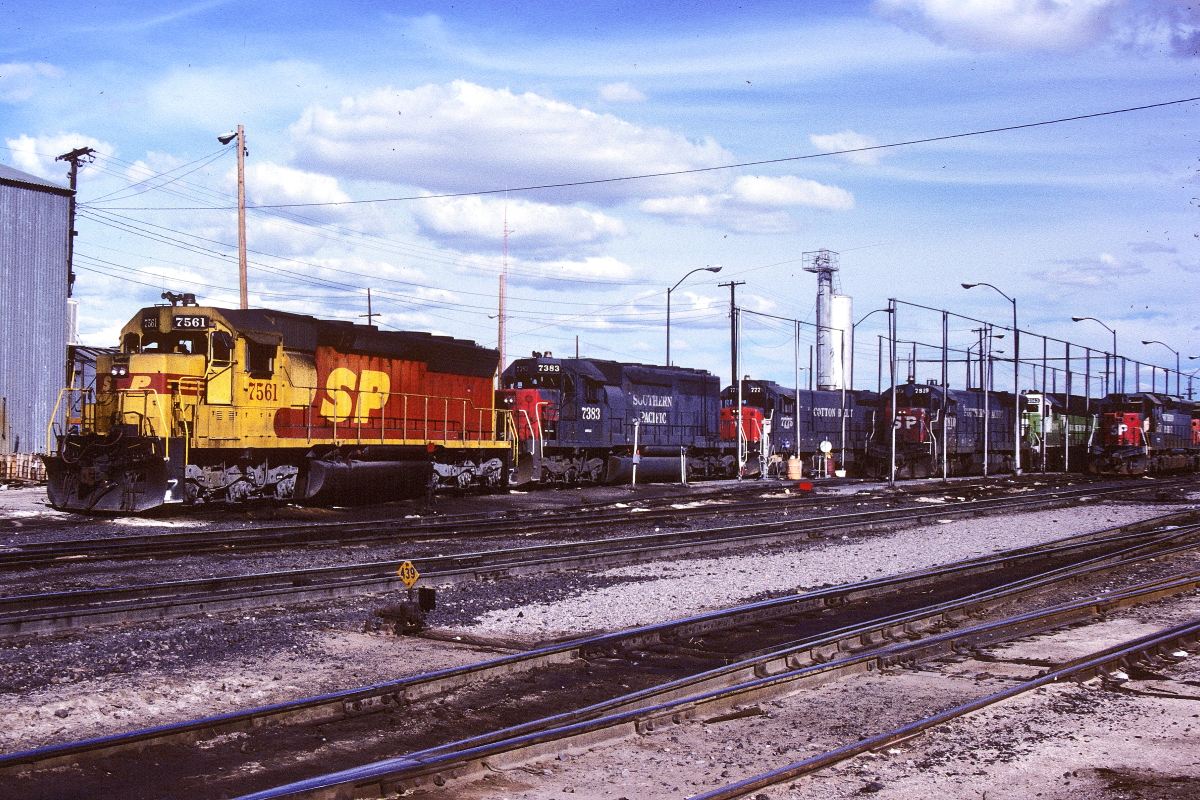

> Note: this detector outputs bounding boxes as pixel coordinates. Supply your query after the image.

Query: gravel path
[462,502,1188,638]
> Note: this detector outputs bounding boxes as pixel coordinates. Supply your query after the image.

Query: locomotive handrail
[44,387,97,455]
[296,385,510,446]
[114,389,170,462]
[45,388,70,455]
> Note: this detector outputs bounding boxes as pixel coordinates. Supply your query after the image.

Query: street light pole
[1142,340,1180,395]
[963,283,1020,475]
[1072,316,1118,393]
[1187,359,1200,400]
[666,265,721,366]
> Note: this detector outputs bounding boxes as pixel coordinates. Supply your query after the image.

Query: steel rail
[0,485,856,568]
[217,562,1200,798]
[2,486,1198,637]
[3,513,1197,782]
[690,618,1200,800]
[2,475,1185,569]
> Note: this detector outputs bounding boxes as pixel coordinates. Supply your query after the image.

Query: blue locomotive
[498,354,735,485]
[722,380,877,477]
[867,381,1016,478]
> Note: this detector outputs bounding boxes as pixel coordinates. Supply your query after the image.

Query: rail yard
[2,27,1198,799]
[2,471,1199,800]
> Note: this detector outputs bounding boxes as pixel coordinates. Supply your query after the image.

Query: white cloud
[809,130,883,165]
[245,162,351,207]
[0,62,63,103]
[875,0,1120,51]
[598,82,647,102]
[411,194,627,254]
[289,80,731,201]
[299,255,429,286]
[4,133,115,182]
[731,175,855,210]
[639,174,854,233]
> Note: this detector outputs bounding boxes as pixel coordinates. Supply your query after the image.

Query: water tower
[803,249,852,391]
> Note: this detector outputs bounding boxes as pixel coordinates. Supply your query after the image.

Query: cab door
[205,331,235,405]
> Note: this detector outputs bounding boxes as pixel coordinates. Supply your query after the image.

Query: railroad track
[3,509,1199,799]
[0,474,1169,569]
[690,604,1200,799]
[2,480,1196,636]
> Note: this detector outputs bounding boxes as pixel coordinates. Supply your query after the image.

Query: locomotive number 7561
[247,381,278,401]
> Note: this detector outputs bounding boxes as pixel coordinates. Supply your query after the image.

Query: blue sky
[2,0,1198,392]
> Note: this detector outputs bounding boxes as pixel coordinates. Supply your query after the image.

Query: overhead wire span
[79,206,685,304]
[85,147,232,203]
[89,96,1200,211]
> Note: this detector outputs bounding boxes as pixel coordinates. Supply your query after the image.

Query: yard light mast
[963,283,1020,475]
[1141,340,1180,395]
[666,266,721,366]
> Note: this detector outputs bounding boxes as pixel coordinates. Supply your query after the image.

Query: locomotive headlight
[110,366,128,377]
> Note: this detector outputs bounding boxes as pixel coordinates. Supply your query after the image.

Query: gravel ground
[415,591,1200,800]
[457,501,1191,640]
[0,498,1191,762]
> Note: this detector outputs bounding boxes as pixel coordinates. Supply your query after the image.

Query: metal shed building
[0,163,72,455]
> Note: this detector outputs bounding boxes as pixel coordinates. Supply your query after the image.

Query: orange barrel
[786,457,803,480]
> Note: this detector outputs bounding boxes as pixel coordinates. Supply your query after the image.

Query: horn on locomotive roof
[161,291,198,307]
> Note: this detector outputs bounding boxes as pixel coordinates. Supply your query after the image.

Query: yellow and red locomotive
[44,298,513,512]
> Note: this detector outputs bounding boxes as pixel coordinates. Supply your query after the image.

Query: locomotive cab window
[140,332,207,356]
[244,337,277,376]
[210,331,234,363]
[584,379,601,404]
[122,333,140,353]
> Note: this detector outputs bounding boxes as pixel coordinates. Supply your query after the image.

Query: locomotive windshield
[504,363,564,390]
[122,330,236,360]
[898,386,942,412]
[127,331,209,356]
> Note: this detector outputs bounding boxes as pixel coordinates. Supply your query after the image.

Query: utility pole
[360,288,380,327]
[719,281,745,391]
[720,281,745,478]
[55,146,96,298]
[218,127,249,308]
[236,126,248,309]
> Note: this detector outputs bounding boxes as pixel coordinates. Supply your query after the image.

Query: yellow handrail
[45,387,97,454]
[118,389,171,462]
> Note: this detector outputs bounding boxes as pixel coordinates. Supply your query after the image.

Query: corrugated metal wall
[0,180,70,455]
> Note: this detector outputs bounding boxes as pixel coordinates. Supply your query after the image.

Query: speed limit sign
[396,560,420,588]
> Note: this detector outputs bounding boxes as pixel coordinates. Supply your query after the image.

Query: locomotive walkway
[1,479,1195,636]
[2,509,1198,798]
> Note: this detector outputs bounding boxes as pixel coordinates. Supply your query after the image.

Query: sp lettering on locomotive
[319,367,391,422]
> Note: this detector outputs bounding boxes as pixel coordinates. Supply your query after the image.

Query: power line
[92,96,1200,211]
